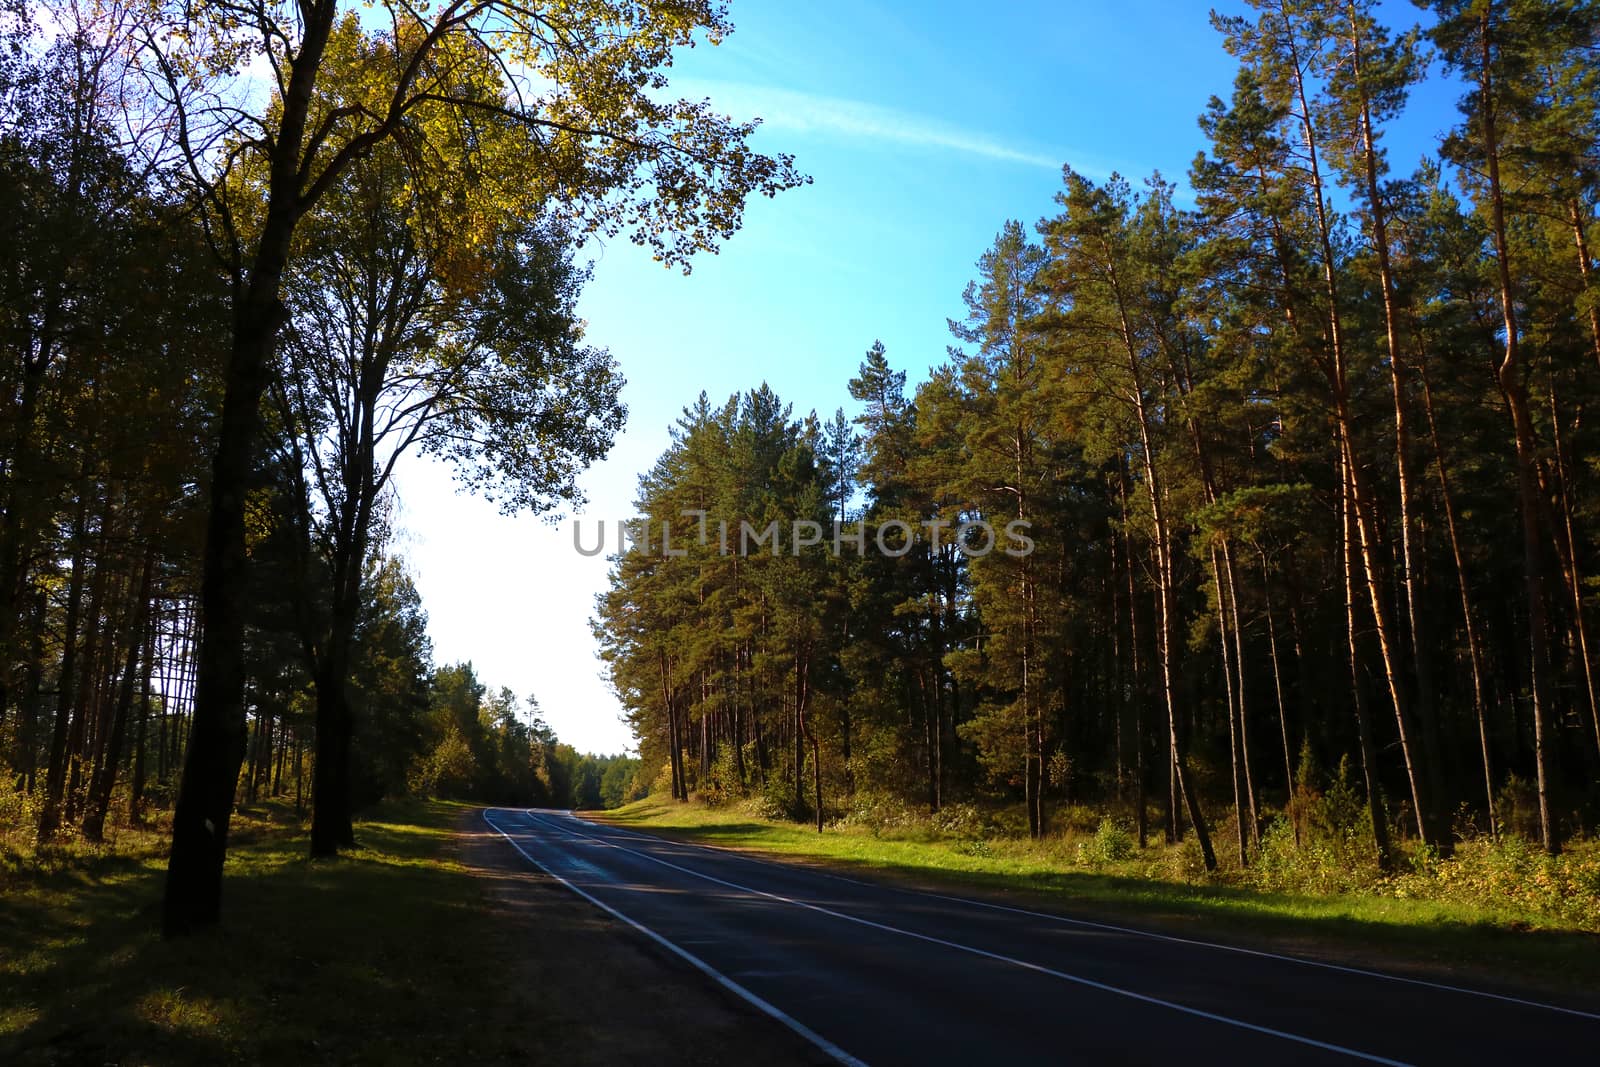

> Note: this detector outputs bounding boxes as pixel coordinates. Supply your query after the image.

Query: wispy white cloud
[673,79,1063,170]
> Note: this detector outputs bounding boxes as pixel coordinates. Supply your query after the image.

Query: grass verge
[593,794,1600,1000]
[0,799,544,1065]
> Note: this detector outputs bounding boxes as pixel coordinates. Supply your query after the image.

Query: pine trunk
[1476,13,1558,852]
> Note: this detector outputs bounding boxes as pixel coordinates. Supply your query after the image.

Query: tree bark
[1415,349,1496,833]
[1344,451,1394,870]
[163,5,338,933]
[310,640,356,855]
[1110,264,1215,869]
[1348,12,1448,851]
[1213,547,1249,866]
[1474,10,1558,853]
[1223,543,1260,851]
[1280,10,1432,848]
[1259,550,1297,846]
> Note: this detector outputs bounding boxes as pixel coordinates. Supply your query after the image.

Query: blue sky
[393,0,1459,755]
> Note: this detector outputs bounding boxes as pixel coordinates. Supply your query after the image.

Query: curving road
[481,808,1600,1067]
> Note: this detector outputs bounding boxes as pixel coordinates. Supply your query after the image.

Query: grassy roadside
[593,794,1600,1000]
[0,799,545,1065]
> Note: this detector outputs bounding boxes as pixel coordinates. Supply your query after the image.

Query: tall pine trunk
[1344,451,1394,870]
[1283,18,1433,848]
[1474,12,1558,852]
[1416,350,1496,833]
[1349,20,1448,850]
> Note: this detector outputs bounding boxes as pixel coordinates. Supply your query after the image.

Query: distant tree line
[597,0,1600,867]
[414,662,645,811]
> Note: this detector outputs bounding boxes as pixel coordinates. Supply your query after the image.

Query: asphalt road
[481,808,1600,1067]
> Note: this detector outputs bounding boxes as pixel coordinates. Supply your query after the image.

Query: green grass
[0,799,545,1065]
[595,794,1600,998]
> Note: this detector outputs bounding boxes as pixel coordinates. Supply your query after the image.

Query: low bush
[1076,818,1136,866]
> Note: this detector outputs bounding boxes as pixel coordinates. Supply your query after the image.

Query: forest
[596,0,1600,877]
[0,0,796,936]
[5,0,1600,1060]
[3,0,1599,951]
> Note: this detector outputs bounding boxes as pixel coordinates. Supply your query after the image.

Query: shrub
[1389,834,1600,930]
[1076,818,1135,867]
[699,748,746,808]
[749,770,806,822]
[931,802,984,839]
[1057,803,1102,834]
[834,792,922,835]
[0,775,41,831]
[1094,818,1135,861]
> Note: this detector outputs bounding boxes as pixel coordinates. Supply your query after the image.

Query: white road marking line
[527,811,1413,1066]
[481,809,870,1067]
[572,810,1600,1023]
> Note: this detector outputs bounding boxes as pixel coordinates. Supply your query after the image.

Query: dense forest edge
[593,0,1600,936]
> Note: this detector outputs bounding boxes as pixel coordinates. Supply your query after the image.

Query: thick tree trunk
[310,640,356,856]
[164,300,284,930]
[1021,518,1042,840]
[926,550,948,812]
[162,3,338,935]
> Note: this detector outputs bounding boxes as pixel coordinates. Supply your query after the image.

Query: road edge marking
[480,809,871,1067]
[576,811,1600,1022]
[535,811,1413,1067]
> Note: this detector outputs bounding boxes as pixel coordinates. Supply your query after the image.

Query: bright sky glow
[391,0,1457,755]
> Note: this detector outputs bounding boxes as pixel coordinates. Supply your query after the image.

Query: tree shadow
[1,805,530,1065]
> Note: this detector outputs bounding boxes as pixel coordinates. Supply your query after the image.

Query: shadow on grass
[0,799,524,1066]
